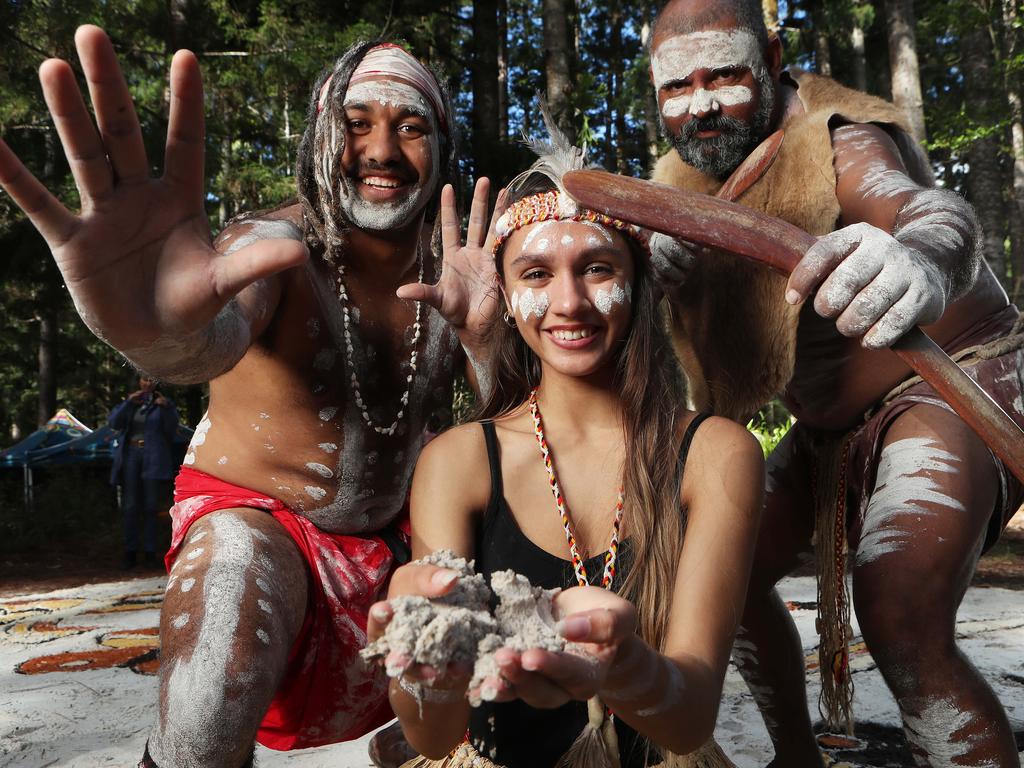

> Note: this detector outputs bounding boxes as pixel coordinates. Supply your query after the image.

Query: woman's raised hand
[0,26,307,354]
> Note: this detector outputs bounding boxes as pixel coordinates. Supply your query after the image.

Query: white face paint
[339,81,441,232]
[594,281,632,315]
[512,288,551,321]
[662,84,754,117]
[652,31,764,116]
[521,221,557,253]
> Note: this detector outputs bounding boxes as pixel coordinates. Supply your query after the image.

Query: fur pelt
[654,69,919,422]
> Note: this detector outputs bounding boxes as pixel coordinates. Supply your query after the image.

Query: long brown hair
[475,184,688,652]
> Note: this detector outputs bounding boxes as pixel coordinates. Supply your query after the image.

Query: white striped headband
[317,43,449,136]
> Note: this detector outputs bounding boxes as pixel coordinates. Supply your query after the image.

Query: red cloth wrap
[166,467,408,750]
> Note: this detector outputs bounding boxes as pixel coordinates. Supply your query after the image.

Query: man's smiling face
[338,78,441,232]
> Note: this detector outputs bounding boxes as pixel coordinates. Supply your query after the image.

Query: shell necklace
[528,387,624,588]
[335,243,424,437]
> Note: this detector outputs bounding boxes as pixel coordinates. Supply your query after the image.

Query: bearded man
[0,26,499,767]
[646,1,1023,766]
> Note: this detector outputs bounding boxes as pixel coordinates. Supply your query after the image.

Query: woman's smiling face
[500,219,636,379]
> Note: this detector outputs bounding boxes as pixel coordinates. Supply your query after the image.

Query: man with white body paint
[0,27,501,768]
[647,1,1024,766]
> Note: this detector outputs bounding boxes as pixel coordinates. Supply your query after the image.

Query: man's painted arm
[123,217,300,383]
[787,122,981,349]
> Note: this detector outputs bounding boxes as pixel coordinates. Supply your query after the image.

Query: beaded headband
[492,190,649,255]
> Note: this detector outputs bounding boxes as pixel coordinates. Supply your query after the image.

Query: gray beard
[666,72,777,180]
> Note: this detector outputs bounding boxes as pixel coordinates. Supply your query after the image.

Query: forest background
[1,0,1022,444]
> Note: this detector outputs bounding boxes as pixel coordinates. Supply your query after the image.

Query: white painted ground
[0,575,1021,767]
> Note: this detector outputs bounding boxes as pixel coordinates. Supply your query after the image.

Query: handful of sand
[360,549,571,706]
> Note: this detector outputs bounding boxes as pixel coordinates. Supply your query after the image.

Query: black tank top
[468,413,711,768]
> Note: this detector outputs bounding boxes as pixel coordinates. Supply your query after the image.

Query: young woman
[368,133,765,768]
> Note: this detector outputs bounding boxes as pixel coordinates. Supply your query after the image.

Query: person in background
[109,376,180,569]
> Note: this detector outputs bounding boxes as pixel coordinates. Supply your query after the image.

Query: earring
[503,310,516,327]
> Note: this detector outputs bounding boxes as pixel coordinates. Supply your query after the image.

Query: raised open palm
[397,178,505,344]
[0,26,307,354]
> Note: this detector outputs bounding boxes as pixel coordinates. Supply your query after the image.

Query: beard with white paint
[338,82,441,232]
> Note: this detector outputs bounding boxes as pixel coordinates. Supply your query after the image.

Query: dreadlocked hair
[475,178,687,654]
[294,40,462,266]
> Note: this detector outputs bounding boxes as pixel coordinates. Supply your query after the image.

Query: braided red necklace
[528,387,624,589]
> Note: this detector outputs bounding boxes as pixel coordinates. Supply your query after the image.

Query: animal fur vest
[653,69,918,422]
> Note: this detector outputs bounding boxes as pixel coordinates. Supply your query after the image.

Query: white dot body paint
[515,288,551,321]
[258,599,273,615]
[594,281,632,315]
[305,485,327,501]
[319,406,338,422]
[172,613,190,630]
[319,442,339,454]
[181,578,196,593]
[855,437,964,568]
[218,456,228,465]
[560,234,575,247]
[652,29,764,96]
[902,697,989,767]
[256,628,271,646]
[306,462,334,479]
[186,548,205,561]
[184,414,213,466]
[188,531,207,544]
[521,220,557,253]
[153,515,263,764]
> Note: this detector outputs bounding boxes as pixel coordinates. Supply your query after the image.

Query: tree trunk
[37,308,57,426]
[497,0,509,141]
[850,23,867,92]
[814,24,832,76]
[543,0,573,132]
[167,0,188,53]
[762,0,780,33]
[641,19,661,175]
[884,0,927,141]
[962,25,1007,282]
[37,129,60,426]
[472,0,500,182]
[610,0,628,172]
[1002,0,1024,298]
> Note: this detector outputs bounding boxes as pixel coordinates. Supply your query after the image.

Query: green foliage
[746,412,794,458]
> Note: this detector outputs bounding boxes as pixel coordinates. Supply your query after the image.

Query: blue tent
[29,422,194,467]
[0,409,93,468]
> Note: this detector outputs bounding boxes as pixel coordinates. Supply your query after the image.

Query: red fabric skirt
[167,467,407,750]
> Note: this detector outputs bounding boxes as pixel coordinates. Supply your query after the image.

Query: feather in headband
[493,103,648,254]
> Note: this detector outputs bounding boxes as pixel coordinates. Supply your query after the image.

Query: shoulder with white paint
[214,203,304,256]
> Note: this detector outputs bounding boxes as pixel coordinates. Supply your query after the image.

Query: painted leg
[850,405,1018,767]
[148,507,308,768]
[735,430,824,767]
